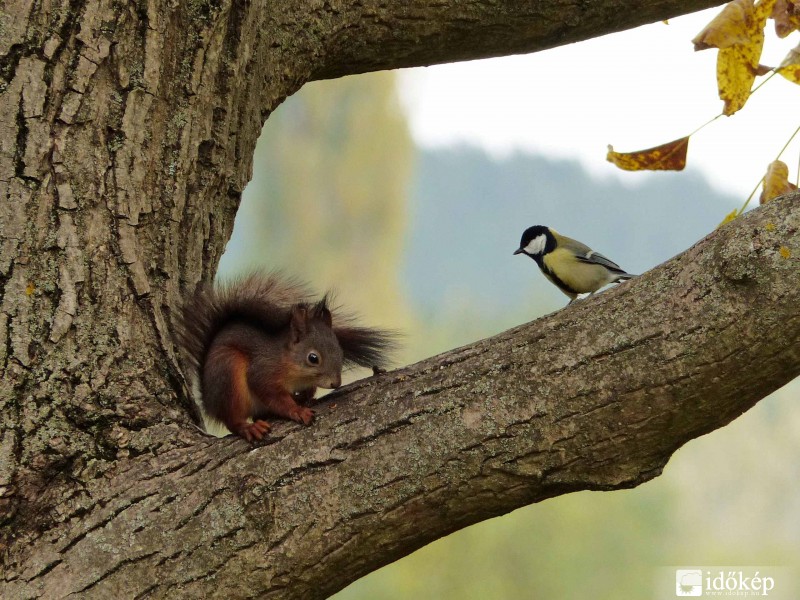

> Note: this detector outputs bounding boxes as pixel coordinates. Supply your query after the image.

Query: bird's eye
[307,352,320,365]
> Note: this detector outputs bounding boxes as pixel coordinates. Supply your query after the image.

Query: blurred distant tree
[2,2,797,600]
[220,73,414,330]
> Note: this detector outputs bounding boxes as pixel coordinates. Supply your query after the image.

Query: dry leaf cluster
[607,0,800,223]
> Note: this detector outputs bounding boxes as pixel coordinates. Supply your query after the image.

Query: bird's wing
[557,233,628,275]
[577,250,626,274]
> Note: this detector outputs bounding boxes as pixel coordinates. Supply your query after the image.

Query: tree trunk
[8,0,792,598]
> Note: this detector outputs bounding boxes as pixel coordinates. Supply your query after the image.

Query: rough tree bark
[3,0,793,598]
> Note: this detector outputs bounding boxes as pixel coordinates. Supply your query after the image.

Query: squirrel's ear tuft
[290,304,309,342]
[313,295,333,327]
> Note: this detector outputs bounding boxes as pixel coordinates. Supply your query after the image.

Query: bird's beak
[513,248,523,255]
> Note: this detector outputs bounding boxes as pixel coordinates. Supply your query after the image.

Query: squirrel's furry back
[175,272,313,375]
[175,271,397,374]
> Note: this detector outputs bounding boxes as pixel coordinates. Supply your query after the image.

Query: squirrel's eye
[307,352,320,365]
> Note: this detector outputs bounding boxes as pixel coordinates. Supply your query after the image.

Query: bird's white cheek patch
[525,234,547,255]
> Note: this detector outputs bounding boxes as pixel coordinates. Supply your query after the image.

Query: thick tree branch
[6,195,799,599]
[312,0,728,80]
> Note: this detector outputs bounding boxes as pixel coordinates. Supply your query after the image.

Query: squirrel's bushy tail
[175,272,312,372]
[333,316,399,370]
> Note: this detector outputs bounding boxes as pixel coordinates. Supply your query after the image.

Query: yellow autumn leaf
[760,160,798,203]
[755,0,779,30]
[779,246,791,258]
[777,43,800,83]
[693,0,776,115]
[25,282,35,296]
[772,0,800,37]
[693,0,754,49]
[606,137,689,172]
[717,45,760,115]
[718,208,740,227]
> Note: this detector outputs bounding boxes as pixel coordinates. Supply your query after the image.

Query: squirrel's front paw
[234,419,271,442]
[290,406,315,425]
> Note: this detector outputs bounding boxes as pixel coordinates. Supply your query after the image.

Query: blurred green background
[219,72,800,599]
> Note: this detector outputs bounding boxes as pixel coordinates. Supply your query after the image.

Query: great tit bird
[513,225,634,304]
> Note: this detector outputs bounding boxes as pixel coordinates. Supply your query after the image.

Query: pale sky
[398,7,800,200]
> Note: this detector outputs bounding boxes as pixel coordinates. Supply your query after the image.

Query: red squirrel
[176,273,395,441]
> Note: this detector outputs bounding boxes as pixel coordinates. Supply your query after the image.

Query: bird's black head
[513,225,555,258]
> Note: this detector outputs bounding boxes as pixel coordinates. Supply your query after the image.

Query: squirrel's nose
[329,376,341,389]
